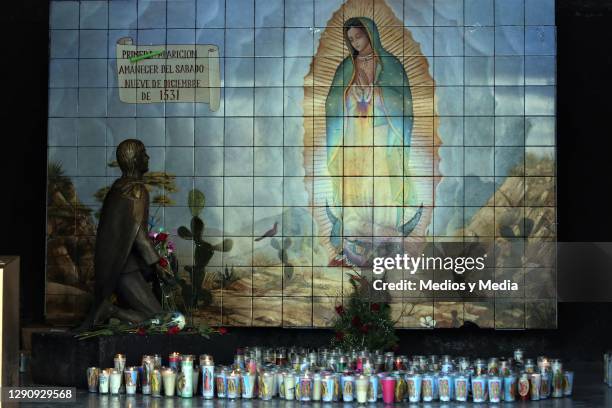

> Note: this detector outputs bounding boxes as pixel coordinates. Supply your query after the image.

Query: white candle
[312,373,321,401]
[109,370,122,395]
[162,368,177,397]
[356,375,368,403]
[284,372,295,400]
[98,369,110,394]
[124,368,137,395]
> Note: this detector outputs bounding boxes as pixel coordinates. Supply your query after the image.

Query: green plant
[178,189,233,310]
[47,162,71,198]
[221,265,239,289]
[48,161,93,219]
[331,273,398,351]
[93,162,178,217]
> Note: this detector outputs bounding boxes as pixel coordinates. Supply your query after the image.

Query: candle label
[227,376,240,398]
[278,376,285,399]
[504,376,516,401]
[367,376,378,402]
[98,372,109,393]
[215,373,227,398]
[455,378,467,400]
[394,377,406,402]
[518,376,530,398]
[259,374,275,400]
[422,377,433,400]
[439,377,450,400]
[150,371,161,397]
[472,379,485,401]
[342,376,354,402]
[540,373,550,397]
[563,372,574,395]
[294,376,301,400]
[489,379,501,402]
[300,377,311,401]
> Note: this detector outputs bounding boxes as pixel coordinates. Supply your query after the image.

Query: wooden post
[1,256,19,386]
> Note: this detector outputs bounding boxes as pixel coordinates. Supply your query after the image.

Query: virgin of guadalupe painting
[326,16,419,233]
[304,0,440,267]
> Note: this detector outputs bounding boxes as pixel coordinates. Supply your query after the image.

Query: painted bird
[254,221,278,241]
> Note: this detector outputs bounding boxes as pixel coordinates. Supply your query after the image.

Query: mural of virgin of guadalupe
[325,17,422,262]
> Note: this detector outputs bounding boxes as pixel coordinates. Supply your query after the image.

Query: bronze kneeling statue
[78,139,172,330]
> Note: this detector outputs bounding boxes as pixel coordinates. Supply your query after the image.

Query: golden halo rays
[303,0,440,256]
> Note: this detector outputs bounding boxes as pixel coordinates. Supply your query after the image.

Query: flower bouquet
[75,312,228,340]
[148,229,182,310]
[331,273,398,351]
[148,229,177,272]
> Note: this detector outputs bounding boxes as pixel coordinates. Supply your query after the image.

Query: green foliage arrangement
[331,273,398,351]
[93,161,178,215]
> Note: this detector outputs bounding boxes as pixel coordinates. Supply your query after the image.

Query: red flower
[158,257,169,268]
[136,327,146,336]
[370,303,380,312]
[167,326,180,335]
[218,327,228,335]
[335,305,345,316]
[351,316,362,327]
[155,232,169,242]
[360,324,369,334]
[335,331,345,341]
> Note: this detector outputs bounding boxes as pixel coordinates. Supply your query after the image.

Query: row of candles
[86,347,574,403]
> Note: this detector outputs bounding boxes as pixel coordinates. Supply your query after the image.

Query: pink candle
[381,376,396,404]
[356,357,363,372]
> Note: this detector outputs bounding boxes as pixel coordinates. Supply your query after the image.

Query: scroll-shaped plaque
[116,37,221,111]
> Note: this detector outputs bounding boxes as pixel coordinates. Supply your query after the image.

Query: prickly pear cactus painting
[177,189,233,313]
[46,0,556,328]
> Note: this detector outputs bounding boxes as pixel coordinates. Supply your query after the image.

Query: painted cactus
[178,189,233,308]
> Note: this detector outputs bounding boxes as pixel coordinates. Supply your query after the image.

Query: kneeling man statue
[78,139,169,329]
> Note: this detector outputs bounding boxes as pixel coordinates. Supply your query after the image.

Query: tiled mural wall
[47,0,556,328]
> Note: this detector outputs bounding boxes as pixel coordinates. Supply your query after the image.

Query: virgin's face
[347,27,371,54]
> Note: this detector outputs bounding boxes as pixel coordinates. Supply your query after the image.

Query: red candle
[381,376,396,404]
